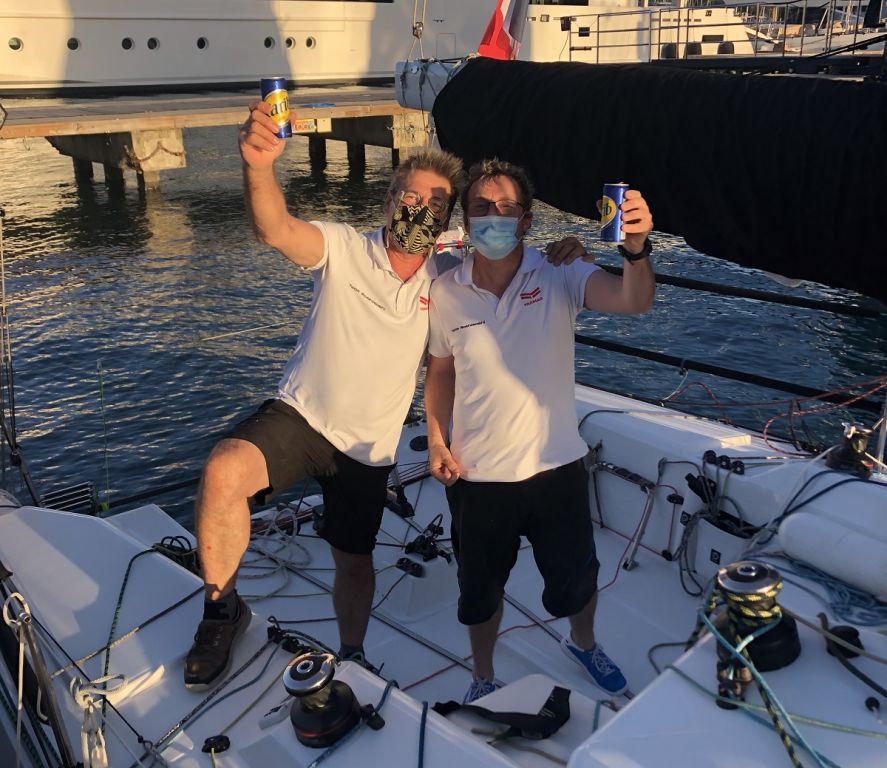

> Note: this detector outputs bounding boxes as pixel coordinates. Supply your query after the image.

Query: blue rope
[418,701,429,768]
[700,610,833,768]
[753,554,887,626]
[666,665,851,767]
[592,699,604,733]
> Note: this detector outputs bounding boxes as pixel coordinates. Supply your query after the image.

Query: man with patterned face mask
[425,158,656,704]
[186,101,591,690]
[183,99,465,691]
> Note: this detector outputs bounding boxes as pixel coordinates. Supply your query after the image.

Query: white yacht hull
[1,383,884,767]
[0,1,753,95]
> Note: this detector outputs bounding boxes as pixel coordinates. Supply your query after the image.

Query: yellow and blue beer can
[261,77,292,139]
[600,182,628,244]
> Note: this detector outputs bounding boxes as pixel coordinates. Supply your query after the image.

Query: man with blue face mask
[185,107,588,691]
[425,158,655,704]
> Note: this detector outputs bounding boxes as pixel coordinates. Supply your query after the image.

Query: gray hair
[388,149,464,210]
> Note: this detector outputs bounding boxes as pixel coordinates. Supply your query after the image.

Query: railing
[737,0,883,55]
[561,7,743,64]
[552,0,886,64]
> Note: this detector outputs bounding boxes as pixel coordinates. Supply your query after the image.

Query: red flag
[477,0,528,61]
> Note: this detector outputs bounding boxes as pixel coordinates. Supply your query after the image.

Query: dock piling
[3,88,429,196]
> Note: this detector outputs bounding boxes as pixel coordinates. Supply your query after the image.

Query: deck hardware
[396,557,425,577]
[285,652,362,747]
[825,423,875,478]
[712,561,801,708]
[201,734,230,753]
[405,517,450,563]
[588,460,657,570]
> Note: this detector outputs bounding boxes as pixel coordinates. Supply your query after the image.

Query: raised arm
[425,353,461,485]
[584,189,656,315]
[240,100,325,268]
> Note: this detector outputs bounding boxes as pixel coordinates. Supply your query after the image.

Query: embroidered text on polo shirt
[419,296,429,311]
[451,320,487,332]
[349,282,386,312]
[521,287,543,306]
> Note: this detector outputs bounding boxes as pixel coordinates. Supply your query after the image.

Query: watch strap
[618,238,652,263]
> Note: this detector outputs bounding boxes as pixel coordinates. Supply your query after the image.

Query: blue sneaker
[560,637,628,696]
[463,677,500,704]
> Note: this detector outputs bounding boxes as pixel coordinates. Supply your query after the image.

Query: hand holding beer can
[600,182,629,244]
[261,77,292,139]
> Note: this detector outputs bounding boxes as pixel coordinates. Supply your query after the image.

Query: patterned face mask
[389,203,445,255]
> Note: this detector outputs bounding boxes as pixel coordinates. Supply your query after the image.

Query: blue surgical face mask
[469,215,522,261]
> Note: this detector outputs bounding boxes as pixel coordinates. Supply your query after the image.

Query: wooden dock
[0,85,429,190]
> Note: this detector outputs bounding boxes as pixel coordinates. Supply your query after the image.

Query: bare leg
[567,592,598,649]
[330,546,375,648]
[195,438,269,600]
[468,600,504,681]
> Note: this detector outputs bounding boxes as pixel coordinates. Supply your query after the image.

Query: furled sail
[430,58,887,304]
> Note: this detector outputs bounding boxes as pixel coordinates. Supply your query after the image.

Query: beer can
[600,182,629,244]
[261,76,292,139]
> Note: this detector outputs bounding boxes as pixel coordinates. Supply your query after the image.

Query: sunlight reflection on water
[1,126,885,524]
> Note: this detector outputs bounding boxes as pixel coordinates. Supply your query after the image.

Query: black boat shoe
[184,596,251,691]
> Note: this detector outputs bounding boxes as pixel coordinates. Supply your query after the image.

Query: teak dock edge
[0,86,430,191]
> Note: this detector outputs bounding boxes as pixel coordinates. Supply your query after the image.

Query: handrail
[557,0,886,62]
[597,265,885,317]
[574,334,885,414]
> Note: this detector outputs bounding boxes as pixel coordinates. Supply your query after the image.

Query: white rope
[240,503,314,601]
[2,592,29,768]
[70,674,126,768]
[407,0,428,60]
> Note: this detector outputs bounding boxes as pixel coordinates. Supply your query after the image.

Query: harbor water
[1,126,885,524]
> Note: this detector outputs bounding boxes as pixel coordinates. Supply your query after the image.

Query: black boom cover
[432,58,887,304]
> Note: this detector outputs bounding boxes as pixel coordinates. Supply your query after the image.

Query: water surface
[1,125,884,523]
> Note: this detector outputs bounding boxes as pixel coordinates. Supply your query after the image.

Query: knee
[458,584,502,626]
[542,582,596,618]
[332,550,374,582]
[201,439,264,498]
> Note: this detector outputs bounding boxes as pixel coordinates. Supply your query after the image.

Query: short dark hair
[388,149,464,211]
[461,158,535,215]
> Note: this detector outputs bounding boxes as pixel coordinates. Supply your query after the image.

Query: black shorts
[445,459,599,626]
[227,399,394,555]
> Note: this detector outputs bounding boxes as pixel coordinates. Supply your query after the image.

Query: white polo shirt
[428,245,598,482]
[278,222,457,466]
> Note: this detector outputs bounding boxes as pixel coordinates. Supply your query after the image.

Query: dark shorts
[445,459,599,626]
[227,399,394,555]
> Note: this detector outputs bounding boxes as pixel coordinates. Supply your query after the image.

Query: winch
[284,652,361,748]
[713,561,801,706]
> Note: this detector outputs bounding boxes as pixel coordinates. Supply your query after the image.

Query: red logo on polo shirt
[520,287,543,306]
[419,295,430,311]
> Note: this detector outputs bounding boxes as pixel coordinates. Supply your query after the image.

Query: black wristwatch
[618,238,652,263]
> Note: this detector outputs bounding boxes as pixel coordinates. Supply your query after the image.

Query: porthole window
[122,37,134,50]
[147,37,159,50]
[67,38,80,51]
[8,38,23,52]
[305,37,316,49]
[264,36,276,49]
[285,37,295,49]
[197,37,208,50]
